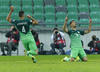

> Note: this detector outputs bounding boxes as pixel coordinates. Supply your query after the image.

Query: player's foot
[75,56,80,62]
[32,56,37,63]
[61,56,68,62]
[24,50,29,56]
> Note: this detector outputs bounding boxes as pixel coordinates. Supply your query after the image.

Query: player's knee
[70,58,75,62]
[82,57,87,62]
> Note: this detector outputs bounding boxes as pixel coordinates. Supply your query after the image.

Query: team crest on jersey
[78,31,80,34]
[76,34,79,36]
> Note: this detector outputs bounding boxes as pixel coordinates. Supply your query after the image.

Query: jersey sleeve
[28,19,33,25]
[68,30,71,35]
[11,19,16,25]
[79,30,84,35]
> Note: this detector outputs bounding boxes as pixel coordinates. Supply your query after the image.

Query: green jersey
[11,19,33,41]
[68,30,84,48]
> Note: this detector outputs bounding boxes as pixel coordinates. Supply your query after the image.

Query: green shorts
[22,38,37,51]
[70,48,87,59]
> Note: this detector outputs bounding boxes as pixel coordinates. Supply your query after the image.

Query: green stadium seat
[0,20,10,24]
[45,13,55,20]
[11,0,21,6]
[56,12,66,20]
[0,6,9,13]
[45,5,55,13]
[79,19,89,26]
[33,13,44,20]
[22,6,32,15]
[0,13,8,20]
[67,0,77,5]
[33,5,43,13]
[78,5,89,12]
[45,19,55,27]
[56,19,65,27]
[33,0,43,6]
[67,12,78,20]
[89,5,100,12]
[90,12,100,19]
[77,0,88,5]
[11,13,19,20]
[56,5,66,12]
[13,6,21,13]
[91,18,100,26]
[22,0,32,6]
[0,0,10,6]
[55,0,66,5]
[67,5,77,12]
[89,0,99,5]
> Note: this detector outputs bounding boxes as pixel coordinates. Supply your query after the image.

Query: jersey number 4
[22,26,26,32]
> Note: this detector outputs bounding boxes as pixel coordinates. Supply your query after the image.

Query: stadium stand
[0,0,100,28]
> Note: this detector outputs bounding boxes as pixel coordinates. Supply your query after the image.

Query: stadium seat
[89,5,100,12]
[11,13,19,20]
[67,5,78,13]
[33,13,44,20]
[56,12,66,20]
[78,4,89,12]
[33,0,43,6]
[45,5,55,13]
[91,18,100,26]
[45,13,55,20]
[0,13,8,20]
[11,0,21,6]
[90,12,100,19]
[89,0,99,5]
[33,5,43,13]
[79,12,89,19]
[0,0,10,6]
[45,19,55,27]
[13,6,21,13]
[22,0,32,6]
[77,0,88,5]
[67,12,78,19]
[44,0,55,5]
[56,19,65,24]
[67,0,77,5]
[56,5,66,12]
[79,19,89,26]
[0,6,9,13]
[22,6,32,15]
[55,0,66,5]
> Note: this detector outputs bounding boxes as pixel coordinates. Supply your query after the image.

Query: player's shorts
[22,38,37,51]
[70,47,87,59]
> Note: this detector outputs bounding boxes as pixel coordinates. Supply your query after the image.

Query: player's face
[71,21,76,28]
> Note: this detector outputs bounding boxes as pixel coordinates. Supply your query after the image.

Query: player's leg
[70,48,78,62]
[78,49,87,61]
[62,48,78,62]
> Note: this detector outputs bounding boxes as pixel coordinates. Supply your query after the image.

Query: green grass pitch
[0,55,100,72]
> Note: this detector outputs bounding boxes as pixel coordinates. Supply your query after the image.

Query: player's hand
[89,17,92,23]
[65,15,68,21]
[27,15,31,18]
[10,6,14,12]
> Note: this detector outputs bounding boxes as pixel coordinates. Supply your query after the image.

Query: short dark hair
[19,10,24,17]
[69,20,74,25]
[53,28,58,31]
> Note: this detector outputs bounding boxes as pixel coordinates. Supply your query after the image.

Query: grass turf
[0,55,100,72]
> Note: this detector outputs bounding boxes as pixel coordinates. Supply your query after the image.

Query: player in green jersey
[62,15,92,62]
[6,6,38,63]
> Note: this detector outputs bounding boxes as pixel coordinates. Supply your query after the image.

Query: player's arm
[6,6,14,23]
[63,15,68,33]
[84,17,92,34]
[27,15,38,25]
